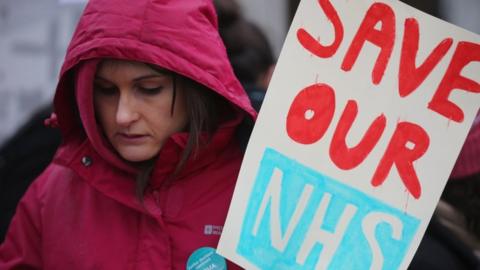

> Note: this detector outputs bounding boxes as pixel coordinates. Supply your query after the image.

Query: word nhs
[237,148,420,270]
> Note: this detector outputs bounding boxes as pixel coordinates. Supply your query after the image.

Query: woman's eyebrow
[132,74,166,82]
[93,76,110,82]
[94,74,165,82]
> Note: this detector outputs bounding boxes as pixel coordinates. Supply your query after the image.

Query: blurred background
[0,0,479,145]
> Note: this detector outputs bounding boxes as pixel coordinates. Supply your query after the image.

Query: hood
[52,0,256,173]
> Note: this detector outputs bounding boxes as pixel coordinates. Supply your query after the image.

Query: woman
[0,0,256,269]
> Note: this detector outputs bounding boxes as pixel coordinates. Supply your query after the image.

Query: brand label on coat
[204,225,223,235]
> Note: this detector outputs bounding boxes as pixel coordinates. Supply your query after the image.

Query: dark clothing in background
[0,105,61,242]
[409,216,480,270]
[244,83,266,112]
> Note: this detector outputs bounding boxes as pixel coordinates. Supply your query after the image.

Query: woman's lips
[116,133,149,144]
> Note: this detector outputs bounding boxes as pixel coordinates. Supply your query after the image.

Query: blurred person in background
[215,0,276,112]
[0,104,61,243]
[214,0,276,149]
[0,0,256,269]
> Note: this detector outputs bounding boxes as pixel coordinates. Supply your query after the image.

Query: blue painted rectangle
[237,147,420,270]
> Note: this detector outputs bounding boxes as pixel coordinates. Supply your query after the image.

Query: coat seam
[138,0,151,43]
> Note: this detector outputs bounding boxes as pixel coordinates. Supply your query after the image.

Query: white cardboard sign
[218,0,480,269]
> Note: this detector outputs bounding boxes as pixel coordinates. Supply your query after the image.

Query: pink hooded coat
[0,0,255,269]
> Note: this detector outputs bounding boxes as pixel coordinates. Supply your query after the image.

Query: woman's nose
[116,93,140,126]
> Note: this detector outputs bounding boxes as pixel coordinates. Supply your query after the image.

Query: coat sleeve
[0,178,44,270]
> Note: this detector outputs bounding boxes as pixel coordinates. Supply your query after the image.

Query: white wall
[0,0,85,144]
[238,0,288,57]
[440,0,480,34]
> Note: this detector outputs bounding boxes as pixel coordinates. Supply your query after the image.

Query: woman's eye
[138,86,163,95]
[94,85,118,96]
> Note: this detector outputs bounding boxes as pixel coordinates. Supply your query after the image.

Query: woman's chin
[116,146,160,163]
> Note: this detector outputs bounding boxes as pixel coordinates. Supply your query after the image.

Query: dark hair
[214,0,241,28]
[441,173,480,238]
[214,0,274,85]
[135,73,231,201]
[218,19,274,85]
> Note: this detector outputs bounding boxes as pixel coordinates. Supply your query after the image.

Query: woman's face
[94,60,188,162]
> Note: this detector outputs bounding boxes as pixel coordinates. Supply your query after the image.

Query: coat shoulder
[29,162,84,201]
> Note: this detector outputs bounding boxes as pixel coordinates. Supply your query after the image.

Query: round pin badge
[186,247,227,270]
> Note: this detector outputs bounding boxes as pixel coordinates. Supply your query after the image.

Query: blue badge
[186,247,227,270]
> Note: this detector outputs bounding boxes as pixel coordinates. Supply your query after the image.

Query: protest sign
[218,0,480,269]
